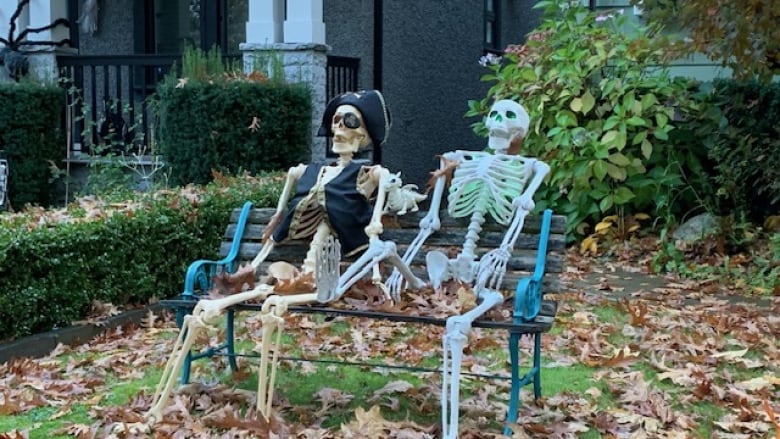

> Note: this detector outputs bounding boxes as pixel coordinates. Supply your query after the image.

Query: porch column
[284,0,325,44]
[27,0,68,42]
[246,0,283,44]
[21,0,70,81]
[0,4,12,47]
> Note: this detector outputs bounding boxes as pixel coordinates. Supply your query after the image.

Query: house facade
[1,0,727,189]
[1,0,542,189]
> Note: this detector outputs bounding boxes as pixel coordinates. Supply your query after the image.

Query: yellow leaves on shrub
[580,213,651,255]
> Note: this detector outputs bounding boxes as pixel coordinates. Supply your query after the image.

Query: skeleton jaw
[487,128,512,153]
[331,132,366,156]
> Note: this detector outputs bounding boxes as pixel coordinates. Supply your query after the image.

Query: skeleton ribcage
[447,154,532,225]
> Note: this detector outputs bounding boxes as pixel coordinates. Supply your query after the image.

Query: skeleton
[382,171,427,215]
[387,99,550,438]
[146,90,425,424]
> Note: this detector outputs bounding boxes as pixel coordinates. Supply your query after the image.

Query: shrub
[468,0,700,237]
[0,172,283,340]
[702,80,780,221]
[0,80,65,208]
[156,47,311,186]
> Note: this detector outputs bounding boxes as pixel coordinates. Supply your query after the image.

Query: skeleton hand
[419,210,441,233]
[475,246,511,292]
[262,211,284,242]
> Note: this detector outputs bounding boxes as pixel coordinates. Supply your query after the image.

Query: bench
[162,200,567,434]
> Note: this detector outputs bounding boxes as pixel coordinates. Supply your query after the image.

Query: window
[484,0,500,51]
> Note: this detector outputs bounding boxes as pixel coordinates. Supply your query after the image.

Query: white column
[246,0,283,44]
[27,0,68,43]
[0,3,12,47]
[284,0,326,44]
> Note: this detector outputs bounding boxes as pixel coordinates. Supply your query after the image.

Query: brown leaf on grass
[620,298,650,326]
[367,380,414,403]
[599,346,640,368]
[340,405,389,438]
[315,388,354,417]
[0,431,28,439]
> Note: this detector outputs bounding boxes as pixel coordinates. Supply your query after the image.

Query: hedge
[156,80,311,186]
[0,173,282,341]
[0,81,65,208]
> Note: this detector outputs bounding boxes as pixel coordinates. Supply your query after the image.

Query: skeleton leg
[146,287,273,424]
[386,227,434,299]
[441,289,504,439]
[255,293,318,419]
[318,237,425,303]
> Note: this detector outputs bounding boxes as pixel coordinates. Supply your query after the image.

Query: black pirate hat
[317,90,391,147]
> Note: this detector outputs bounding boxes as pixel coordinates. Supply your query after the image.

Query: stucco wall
[76,0,135,55]
[322,1,541,187]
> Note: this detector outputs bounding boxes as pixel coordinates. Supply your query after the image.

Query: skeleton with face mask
[146,90,425,425]
[387,98,550,439]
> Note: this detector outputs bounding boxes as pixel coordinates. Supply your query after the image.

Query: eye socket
[506,111,517,119]
[489,111,498,118]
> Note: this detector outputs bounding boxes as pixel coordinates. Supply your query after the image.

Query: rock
[673,213,720,248]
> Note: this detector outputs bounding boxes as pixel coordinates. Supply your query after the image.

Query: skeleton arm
[252,164,306,270]
[475,158,551,292]
[511,160,550,217]
[385,152,463,298]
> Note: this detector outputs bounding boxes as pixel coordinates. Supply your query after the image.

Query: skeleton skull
[331,104,371,155]
[485,99,530,153]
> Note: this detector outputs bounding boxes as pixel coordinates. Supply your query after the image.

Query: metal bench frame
[162,200,566,434]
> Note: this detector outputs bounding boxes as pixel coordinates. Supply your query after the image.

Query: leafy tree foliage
[633,0,780,81]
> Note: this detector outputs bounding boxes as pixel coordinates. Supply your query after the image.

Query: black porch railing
[57,54,361,157]
[57,54,180,156]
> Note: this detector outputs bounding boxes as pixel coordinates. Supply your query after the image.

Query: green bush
[701,80,780,221]
[0,173,282,340]
[468,0,699,237]
[0,81,65,208]
[155,47,311,186]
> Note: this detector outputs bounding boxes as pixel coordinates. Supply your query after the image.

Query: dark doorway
[134,0,246,55]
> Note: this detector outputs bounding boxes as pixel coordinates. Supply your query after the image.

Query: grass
[0,287,777,438]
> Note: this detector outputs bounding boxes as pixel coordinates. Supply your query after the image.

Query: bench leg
[533,332,542,400]
[226,309,238,372]
[504,332,544,435]
[505,332,522,435]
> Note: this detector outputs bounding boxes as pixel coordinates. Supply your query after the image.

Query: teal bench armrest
[513,209,552,323]
[180,201,254,301]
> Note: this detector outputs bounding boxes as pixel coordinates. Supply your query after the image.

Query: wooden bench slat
[227,224,567,252]
[231,207,567,235]
[222,242,565,274]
